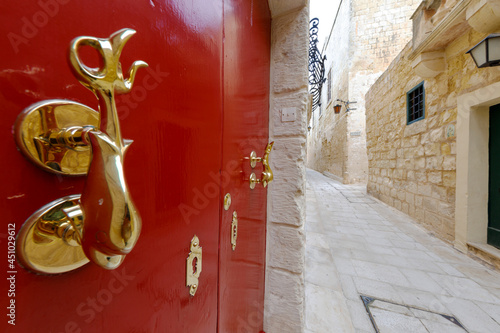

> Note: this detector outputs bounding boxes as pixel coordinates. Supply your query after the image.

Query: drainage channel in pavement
[361,295,468,333]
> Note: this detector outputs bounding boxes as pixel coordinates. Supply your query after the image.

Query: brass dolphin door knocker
[14,28,147,274]
[248,142,274,189]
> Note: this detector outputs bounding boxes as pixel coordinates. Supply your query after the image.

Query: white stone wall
[265,1,309,332]
[307,0,420,184]
[365,3,500,245]
[365,43,460,241]
[307,0,351,181]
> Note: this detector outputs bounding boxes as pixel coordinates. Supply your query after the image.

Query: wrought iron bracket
[308,18,326,112]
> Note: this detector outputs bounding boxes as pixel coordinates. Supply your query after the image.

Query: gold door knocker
[248,142,274,189]
[14,28,147,274]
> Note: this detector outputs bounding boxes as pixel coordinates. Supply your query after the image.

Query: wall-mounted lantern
[335,99,357,113]
[466,34,500,68]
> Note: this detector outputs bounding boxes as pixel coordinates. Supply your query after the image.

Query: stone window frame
[406,81,425,124]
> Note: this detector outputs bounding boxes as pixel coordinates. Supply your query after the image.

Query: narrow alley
[305,169,500,333]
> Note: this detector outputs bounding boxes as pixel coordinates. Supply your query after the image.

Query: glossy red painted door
[0,1,224,332]
[0,1,270,332]
[218,1,270,332]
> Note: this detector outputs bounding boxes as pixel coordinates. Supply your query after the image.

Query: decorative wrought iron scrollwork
[308,18,326,112]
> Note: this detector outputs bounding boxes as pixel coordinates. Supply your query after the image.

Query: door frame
[455,80,500,254]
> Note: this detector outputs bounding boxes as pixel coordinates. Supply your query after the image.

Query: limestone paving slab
[305,169,500,333]
[363,298,467,333]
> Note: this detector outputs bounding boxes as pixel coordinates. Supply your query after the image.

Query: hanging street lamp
[467,34,500,68]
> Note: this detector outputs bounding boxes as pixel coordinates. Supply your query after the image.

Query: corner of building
[365,0,500,265]
[306,0,421,185]
[265,1,309,332]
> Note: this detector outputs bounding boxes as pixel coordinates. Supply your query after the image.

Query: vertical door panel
[489,104,500,249]
[1,1,223,332]
[219,1,271,332]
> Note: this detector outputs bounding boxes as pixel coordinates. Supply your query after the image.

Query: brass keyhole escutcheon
[186,235,202,296]
[231,211,238,251]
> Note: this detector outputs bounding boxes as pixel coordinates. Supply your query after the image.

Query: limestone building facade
[307,0,420,184]
[365,0,500,267]
[266,1,310,332]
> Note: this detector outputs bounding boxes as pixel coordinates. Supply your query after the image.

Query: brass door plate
[249,151,260,168]
[224,193,231,210]
[249,173,258,189]
[14,100,99,176]
[186,235,202,296]
[16,195,90,274]
[231,211,238,251]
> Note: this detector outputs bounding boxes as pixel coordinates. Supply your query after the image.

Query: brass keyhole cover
[231,211,238,251]
[186,235,202,296]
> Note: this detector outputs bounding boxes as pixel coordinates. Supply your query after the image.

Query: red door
[0,1,270,332]
[218,1,270,332]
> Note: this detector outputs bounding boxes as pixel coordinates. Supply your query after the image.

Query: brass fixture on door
[186,235,203,296]
[14,28,147,274]
[231,211,238,251]
[224,193,232,210]
[248,142,274,189]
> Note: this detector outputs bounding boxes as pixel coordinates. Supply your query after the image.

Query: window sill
[407,117,425,125]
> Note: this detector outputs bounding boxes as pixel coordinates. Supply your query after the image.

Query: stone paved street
[305,169,500,333]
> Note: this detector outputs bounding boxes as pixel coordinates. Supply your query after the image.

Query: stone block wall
[346,0,421,184]
[307,0,420,184]
[265,1,309,332]
[365,28,500,242]
[351,0,420,71]
[307,0,350,182]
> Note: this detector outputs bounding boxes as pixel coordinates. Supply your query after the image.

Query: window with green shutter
[407,81,425,124]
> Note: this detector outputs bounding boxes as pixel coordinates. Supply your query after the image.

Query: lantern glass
[467,34,500,68]
[334,104,342,114]
[490,36,500,65]
[470,40,487,67]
